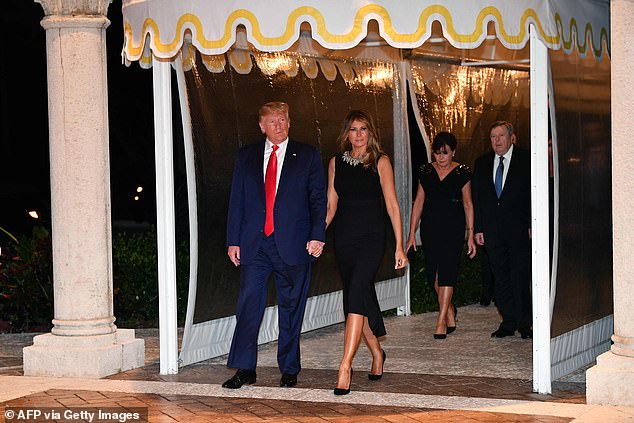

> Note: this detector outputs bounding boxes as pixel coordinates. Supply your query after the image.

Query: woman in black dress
[326,110,408,395]
[406,132,476,339]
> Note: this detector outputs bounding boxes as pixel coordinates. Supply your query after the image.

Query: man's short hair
[259,102,289,120]
[489,120,514,137]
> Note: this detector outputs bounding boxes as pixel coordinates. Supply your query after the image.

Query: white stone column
[586,0,634,406]
[23,0,144,378]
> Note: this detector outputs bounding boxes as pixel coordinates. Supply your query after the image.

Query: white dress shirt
[492,144,514,188]
[263,138,288,193]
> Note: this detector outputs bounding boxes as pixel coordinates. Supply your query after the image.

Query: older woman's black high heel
[447,305,457,334]
[334,368,353,395]
[368,350,386,380]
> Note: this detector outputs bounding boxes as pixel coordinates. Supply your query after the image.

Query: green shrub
[0,225,54,333]
[112,228,189,328]
[0,226,190,332]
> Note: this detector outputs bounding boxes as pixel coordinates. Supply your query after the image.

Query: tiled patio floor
[1,305,632,422]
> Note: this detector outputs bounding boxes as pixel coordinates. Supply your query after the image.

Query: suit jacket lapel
[486,152,497,197]
[500,149,520,197]
[255,141,266,206]
[277,139,297,196]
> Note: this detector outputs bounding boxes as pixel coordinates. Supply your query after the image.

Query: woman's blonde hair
[337,109,384,168]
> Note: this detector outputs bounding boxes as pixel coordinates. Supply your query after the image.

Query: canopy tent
[121,0,611,394]
[122,1,608,58]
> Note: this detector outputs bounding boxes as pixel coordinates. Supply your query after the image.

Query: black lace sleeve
[418,162,434,177]
[455,163,472,186]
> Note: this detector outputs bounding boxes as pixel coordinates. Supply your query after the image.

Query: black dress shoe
[222,369,256,389]
[368,349,386,380]
[519,327,533,339]
[334,368,353,396]
[491,328,515,338]
[479,297,491,306]
[280,373,297,387]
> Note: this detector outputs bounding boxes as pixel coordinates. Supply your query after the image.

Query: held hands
[394,249,408,270]
[228,242,324,266]
[307,240,325,258]
[227,246,241,266]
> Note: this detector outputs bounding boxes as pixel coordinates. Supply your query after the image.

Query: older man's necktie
[495,156,505,198]
[264,145,279,236]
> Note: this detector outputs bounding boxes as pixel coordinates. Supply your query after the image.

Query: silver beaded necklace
[342,151,364,167]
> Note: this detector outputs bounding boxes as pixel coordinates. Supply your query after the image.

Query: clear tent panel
[549,48,612,338]
[408,60,531,168]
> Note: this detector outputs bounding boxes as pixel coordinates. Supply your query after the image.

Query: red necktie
[264,145,279,236]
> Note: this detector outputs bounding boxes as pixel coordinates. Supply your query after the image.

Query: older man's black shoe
[222,369,256,389]
[491,328,515,338]
[519,327,533,339]
[280,373,297,387]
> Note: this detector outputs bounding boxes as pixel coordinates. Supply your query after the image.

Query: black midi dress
[419,162,471,287]
[333,152,387,338]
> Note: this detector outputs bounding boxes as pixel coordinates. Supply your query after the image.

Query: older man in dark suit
[472,121,532,339]
[223,102,327,388]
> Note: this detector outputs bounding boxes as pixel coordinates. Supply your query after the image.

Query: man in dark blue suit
[223,102,327,389]
[473,121,532,340]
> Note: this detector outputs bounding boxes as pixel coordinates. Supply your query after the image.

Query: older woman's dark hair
[432,132,457,152]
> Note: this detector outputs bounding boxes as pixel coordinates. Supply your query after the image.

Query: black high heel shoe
[334,368,353,395]
[368,349,386,381]
[433,333,447,339]
[447,305,457,334]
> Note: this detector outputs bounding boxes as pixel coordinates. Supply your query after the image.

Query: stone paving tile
[0,357,22,368]
[0,333,40,358]
[1,390,572,423]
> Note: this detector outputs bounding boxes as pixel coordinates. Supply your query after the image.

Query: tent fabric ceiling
[122,0,609,62]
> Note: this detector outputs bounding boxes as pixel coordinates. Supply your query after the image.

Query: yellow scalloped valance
[122,0,609,63]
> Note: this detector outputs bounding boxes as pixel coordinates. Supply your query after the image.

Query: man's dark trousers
[227,233,311,376]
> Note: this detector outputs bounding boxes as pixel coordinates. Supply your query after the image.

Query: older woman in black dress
[406,132,476,339]
[326,110,408,395]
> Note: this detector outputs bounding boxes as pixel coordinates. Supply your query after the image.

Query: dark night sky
[0,0,157,235]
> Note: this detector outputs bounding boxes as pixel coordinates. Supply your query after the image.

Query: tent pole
[152,58,179,374]
[395,61,412,317]
[547,61,560,321]
[529,25,551,394]
[173,56,199,366]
